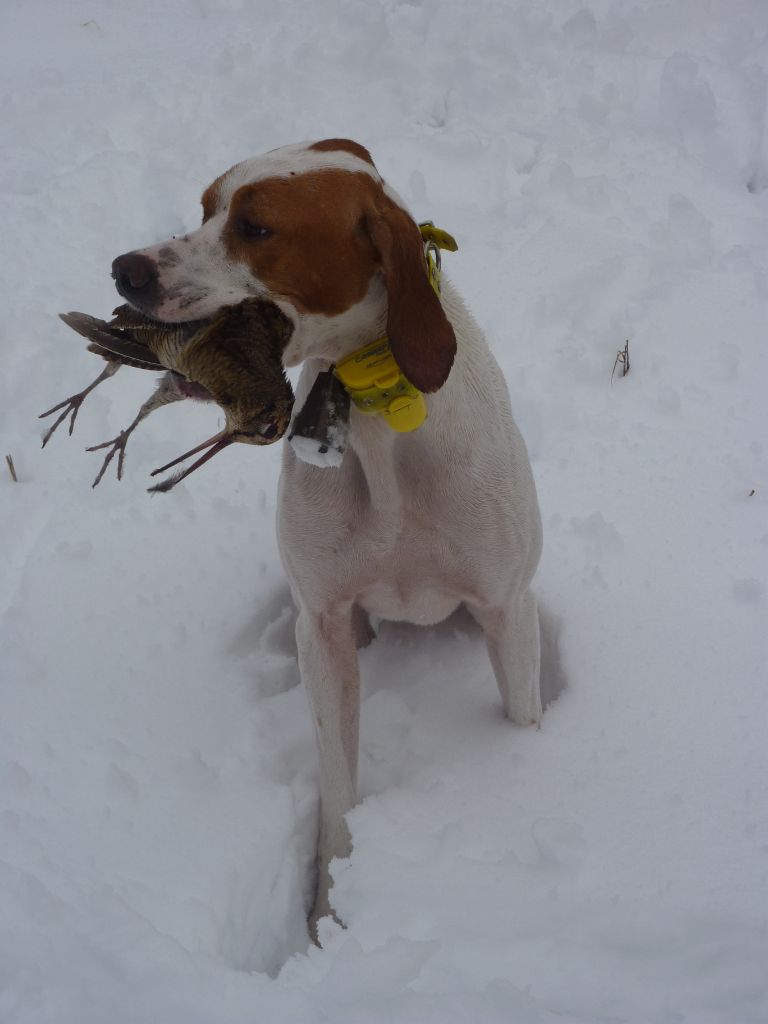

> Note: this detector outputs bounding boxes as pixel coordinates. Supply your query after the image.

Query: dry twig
[611,340,630,383]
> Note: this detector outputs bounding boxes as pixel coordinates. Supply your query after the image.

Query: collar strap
[333,222,458,433]
[419,221,459,297]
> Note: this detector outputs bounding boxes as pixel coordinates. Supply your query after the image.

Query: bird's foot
[86,430,133,487]
[39,392,89,448]
[39,363,120,448]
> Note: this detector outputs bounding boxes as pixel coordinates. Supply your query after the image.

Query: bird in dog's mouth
[40,299,295,491]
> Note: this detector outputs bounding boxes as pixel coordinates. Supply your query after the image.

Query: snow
[1,1,767,1021]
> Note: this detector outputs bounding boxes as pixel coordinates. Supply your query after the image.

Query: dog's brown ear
[364,195,456,393]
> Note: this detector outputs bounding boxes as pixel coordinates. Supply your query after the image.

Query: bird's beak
[148,431,234,493]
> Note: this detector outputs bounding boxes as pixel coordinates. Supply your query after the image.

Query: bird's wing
[59,312,165,371]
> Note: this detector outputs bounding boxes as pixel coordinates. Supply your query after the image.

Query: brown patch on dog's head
[222,171,380,316]
[309,138,376,167]
[201,178,224,223]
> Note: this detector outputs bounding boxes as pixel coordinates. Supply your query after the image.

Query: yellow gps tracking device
[334,339,427,433]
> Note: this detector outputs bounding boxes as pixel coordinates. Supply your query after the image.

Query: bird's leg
[39,361,121,447]
[87,372,185,487]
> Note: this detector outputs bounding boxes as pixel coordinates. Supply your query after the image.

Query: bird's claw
[86,431,131,488]
[39,363,120,449]
[39,394,86,448]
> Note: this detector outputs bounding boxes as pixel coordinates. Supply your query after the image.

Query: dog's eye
[237,217,272,240]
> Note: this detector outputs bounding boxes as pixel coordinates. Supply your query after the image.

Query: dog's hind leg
[296,603,360,938]
[469,589,542,726]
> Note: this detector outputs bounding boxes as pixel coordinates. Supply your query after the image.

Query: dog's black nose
[111,252,158,299]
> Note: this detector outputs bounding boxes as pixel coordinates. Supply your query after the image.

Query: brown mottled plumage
[40,300,295,489]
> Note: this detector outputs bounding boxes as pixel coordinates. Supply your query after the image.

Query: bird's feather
[59,312,164,370]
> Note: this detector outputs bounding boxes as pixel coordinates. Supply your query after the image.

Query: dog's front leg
[296,604,360,938]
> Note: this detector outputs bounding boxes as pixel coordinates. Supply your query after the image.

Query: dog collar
[333,222,458,433]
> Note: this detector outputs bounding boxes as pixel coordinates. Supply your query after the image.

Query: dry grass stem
[611,340,630,383]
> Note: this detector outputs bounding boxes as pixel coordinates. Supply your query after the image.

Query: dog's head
[111,139,456,393]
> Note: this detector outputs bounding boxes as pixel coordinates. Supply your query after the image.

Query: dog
[111,139,543,934]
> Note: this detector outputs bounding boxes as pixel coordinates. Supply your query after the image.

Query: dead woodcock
[40,300,295,491]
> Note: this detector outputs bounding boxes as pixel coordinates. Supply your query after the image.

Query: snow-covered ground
[1,1,767,1021]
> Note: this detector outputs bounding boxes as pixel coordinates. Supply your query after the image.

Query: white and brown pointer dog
[111,139,543,934]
